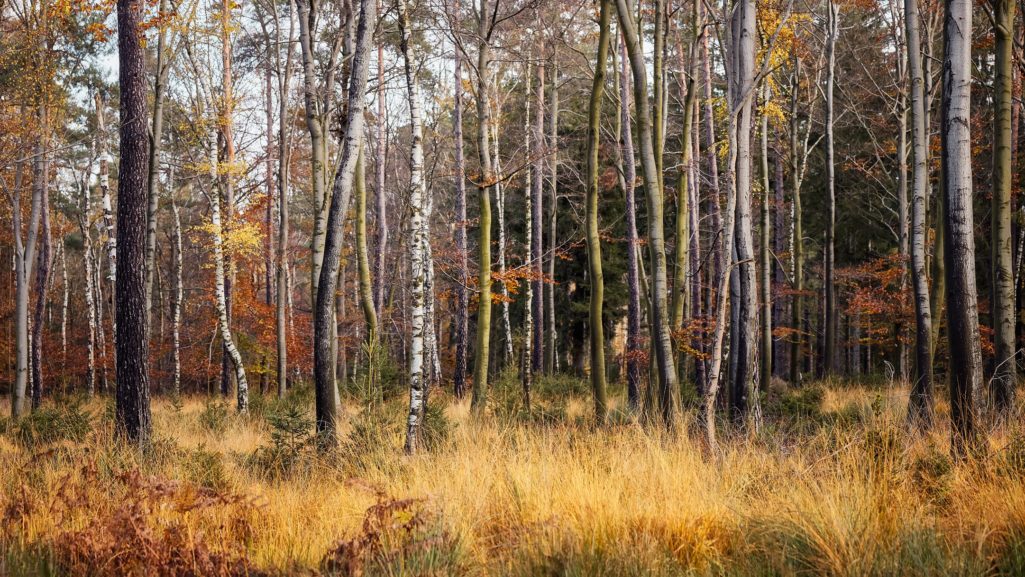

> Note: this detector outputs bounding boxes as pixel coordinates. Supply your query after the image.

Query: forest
[1,0,1025,572]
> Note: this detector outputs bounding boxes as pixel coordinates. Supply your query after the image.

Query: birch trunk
[79,176,97,396]
[493,118,514,363]
[789,58,804,385]
[399,0,431,451]
[906,0,934,425]
[374,10,388,318]
[171,193,183,397]
[145,0,171,337]
[208,130,249,413]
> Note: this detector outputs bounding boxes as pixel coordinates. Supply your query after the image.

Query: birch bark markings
[398,0,432,452]
[531,56,546,378]
[824,0,838,376]
[906,0,933,425]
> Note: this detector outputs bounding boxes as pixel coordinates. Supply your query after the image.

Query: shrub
[244,399,316,480]
[320,496,464,577]
[198,400,231,435]
[11,401,92,447]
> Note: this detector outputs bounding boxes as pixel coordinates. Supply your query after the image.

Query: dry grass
[1,378,1024,576]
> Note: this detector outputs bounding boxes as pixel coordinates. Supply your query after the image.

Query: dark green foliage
[9,401,92,447]
[245,398,316,480]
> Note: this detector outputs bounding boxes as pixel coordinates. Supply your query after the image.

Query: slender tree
[990,0,1016,412]
[584,0,612,423]
[906,0,933,425]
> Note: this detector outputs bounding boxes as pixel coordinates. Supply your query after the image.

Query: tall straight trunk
[991,0,1016,412]
[616,36,641,409]
[80,179,98,397]
[399,0,431,452]
[728,0,758,418]
[145,0,171,337]
[171,194,183,396]
[208,129,249,412]
[313,0,374,445]
[672,22,698,382]
[823,0,838,376]
[30,117,50,410]
[522,55,534,407]
[701,5,723,291]
[789,58,804,385]
[906,0,934,425]
[374,5,388,318]
[544,58,559,374]
[942,0,981,455]
[772,130,786,377]
[653,0,665,189]
[452,32,470,398]
[469,2,494,413]
[531,55,546,377]
[614,0,679,428]
[115,0,152,444]
[11,155,39,417]
[274,0,295,398]
[493,119,514,363]
[585,0,612,423]
[264,64,274,311]
[760,85,772,391]
[97,94,117,343]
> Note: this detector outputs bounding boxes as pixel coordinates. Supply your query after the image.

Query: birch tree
[399,0,432,452]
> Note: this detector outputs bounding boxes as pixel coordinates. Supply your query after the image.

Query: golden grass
[1,381,1024,576]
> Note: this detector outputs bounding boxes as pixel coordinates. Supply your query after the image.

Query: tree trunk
[356,148,379,395]
[145,0,171,338]
[30,118,50,410]
[614,0,679,428]
[619,34,640,409]
[760,84,772,392]
[115,0,152,444]
[207,129,249,413]
[469,1,494,413]
[585,0,612,423]
[823,0,839,376]
[789,57,804,386]
[531,53,545,378]
[313,0,374,445]
[941,0,981,455]
[906,0,934,425]
[452,16,470,398]
[545,57,559,374]
[399,0,431,452]
[728,0,759,419]
[494,118,514,364]
[991,0,1016,412]
[374,7,389,319]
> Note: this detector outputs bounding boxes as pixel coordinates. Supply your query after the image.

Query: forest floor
[1,373,1024,576]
